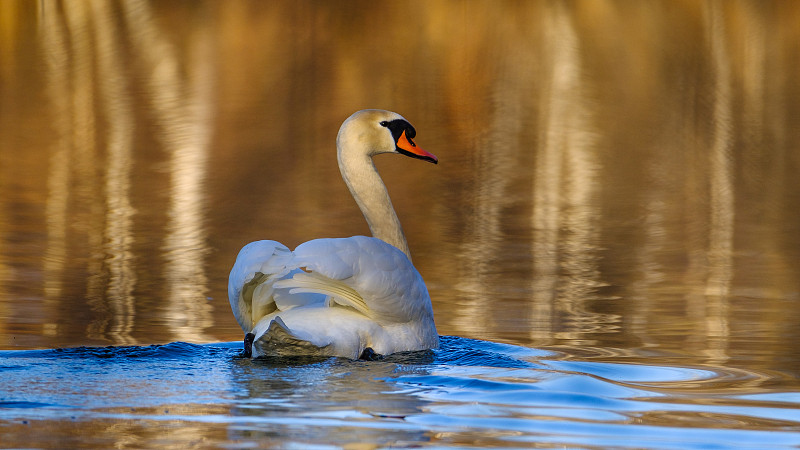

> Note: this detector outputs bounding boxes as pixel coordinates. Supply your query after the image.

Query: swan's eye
[380,121,389,127]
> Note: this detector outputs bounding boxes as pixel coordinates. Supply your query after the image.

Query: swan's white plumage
[229,236,437,359]
[228,110,438,359]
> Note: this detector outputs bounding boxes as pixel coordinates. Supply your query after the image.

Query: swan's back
[292,236,434,323]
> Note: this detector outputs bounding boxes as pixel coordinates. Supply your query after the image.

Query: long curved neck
[337,148,412,260]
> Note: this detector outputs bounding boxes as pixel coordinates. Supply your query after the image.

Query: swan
[228,109,439,360]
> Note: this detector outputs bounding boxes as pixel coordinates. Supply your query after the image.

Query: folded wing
[228,236,437,358]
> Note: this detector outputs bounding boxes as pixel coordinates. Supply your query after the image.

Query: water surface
[2,337,800,448]
[1,0,799,447]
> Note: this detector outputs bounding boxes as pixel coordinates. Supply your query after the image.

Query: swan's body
[228,110,439,359]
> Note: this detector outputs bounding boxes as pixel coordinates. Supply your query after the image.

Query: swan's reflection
[228,356,433,445]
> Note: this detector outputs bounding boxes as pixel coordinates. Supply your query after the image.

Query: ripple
[0,401,64,409]
[542,360,720,384]
[1,337,799,448]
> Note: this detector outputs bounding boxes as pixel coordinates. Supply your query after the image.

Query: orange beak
[396,130,438,164]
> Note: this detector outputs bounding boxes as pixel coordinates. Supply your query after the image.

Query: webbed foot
[243,332,255,358]
[359,347,383,361]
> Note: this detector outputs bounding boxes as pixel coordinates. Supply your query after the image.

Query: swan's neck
[338,150,411,260]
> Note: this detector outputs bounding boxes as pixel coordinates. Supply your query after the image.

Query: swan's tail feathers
[243,272,278,327]
[273,270,370,316]
[229,240,293,332]
[253,317,331,357]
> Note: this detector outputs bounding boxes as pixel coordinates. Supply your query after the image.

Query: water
[2,337,799,448]
[2,0,800,447]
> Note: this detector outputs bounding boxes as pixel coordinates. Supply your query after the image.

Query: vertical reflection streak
[449,14,540,340]
[40,1,70,308]
[533,3,605,342]
[91,0,137,345]
[741,2,765,145]
[451,71,527,337]
[531,79,561,339]
[533,5,568,339]
[122,0,215,341]
[741,3,788,295]
[703,1,734,361]
[706,3,735,299]
[62,1,106,335]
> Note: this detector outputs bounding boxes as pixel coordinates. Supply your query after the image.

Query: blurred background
[0,0,798,372]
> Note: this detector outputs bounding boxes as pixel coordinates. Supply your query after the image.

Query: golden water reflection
[121,0,217,343]
[0,1,799,373]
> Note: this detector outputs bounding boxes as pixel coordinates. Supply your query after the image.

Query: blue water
[1,337,799,448]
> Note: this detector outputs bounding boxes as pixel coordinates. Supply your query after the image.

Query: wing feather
[273,271,369,315]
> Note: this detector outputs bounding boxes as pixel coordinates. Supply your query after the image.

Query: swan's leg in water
[359,347,383,361]
[243,332,255,358]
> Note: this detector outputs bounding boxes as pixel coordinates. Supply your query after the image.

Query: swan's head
[337,109,438,164]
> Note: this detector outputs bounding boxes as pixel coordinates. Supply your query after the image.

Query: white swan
[228,110,439,359]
